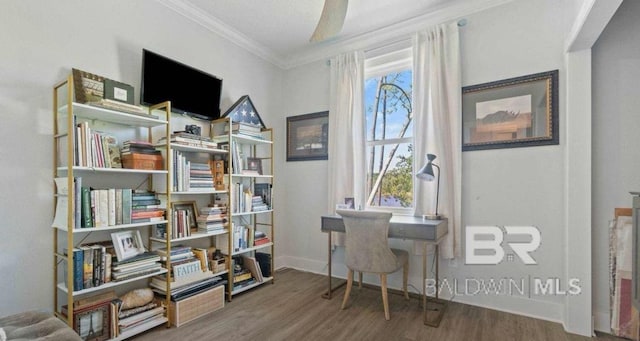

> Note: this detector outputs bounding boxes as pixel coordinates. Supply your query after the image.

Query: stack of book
[121,140,163,170]
[196,206,228,233]
[224,122,263,139]
[231,256,256,290]
[117,300,165,336]
[189,162,214,191]
[253,231,271,246]
[131,191,164,224]
[111,251,162,282]
[151,245,226,301]
[120,140,161,157]
[251,195,268,212]
[159,132,218,149]
[171,151,216,192]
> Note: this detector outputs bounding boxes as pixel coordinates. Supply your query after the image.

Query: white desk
[320,214,448,326]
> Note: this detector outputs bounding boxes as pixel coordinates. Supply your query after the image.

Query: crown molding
[156,0,287,69]
[157,0,514,70]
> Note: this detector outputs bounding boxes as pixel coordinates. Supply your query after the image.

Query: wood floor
[135,268,624,341]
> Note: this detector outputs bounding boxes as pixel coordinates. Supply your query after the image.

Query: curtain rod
[326,18,468,66]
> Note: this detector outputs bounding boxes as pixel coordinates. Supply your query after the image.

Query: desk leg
[322,232,346,299]
[424,243,447,327]
[422,242,427,319]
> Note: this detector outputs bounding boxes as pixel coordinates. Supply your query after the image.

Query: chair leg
[358,272,363,288]
[341,269,354,310]
[380,274,390,320]
[403,260,409,300]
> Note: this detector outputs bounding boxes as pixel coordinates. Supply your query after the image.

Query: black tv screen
[141,49,222,120]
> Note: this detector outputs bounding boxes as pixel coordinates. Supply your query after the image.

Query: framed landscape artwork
[286,111,329,161]
[461,70,558,151]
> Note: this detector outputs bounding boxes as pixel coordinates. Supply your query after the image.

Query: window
[364,47,413,212]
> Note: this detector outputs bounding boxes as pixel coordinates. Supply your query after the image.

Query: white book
[108,188,116,226]
[97,189,109,227]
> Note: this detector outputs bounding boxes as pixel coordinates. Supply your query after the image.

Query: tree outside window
[364,69,413,209]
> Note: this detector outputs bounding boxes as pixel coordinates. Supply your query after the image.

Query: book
[172,260,202,279]
[81,246,93,289]
[115,189,123,225]
[122,188,132,224]
[108,188,116,226]
[192,248,209,272]
[74,177,81,229]
[81,187,92,228]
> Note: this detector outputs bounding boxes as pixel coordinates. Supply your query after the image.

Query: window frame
[363,46,414,215]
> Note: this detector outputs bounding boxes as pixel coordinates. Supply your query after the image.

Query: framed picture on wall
[286,111,329,161]
[462,70,559,151]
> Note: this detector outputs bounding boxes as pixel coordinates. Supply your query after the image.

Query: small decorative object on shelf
[221,95,266,128]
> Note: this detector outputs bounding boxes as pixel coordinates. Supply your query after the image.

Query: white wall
[279,0,581,324]
[0,0,282,316]
[592,0,640,332]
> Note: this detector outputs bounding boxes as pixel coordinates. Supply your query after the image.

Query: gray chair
[337,209,409,320]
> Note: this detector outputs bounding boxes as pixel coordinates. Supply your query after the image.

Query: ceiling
[158,0,514,69]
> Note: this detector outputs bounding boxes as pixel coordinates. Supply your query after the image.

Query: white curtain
[413,22,462,259]
[327,51,365,245]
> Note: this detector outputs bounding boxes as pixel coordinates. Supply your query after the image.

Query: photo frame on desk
[245,157,262,175]
[111,230,145,262]
[462,70,558,151]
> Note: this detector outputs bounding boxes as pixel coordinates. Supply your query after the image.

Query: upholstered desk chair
[336,209,409,320]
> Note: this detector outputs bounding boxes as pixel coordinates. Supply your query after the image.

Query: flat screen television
[141,49,222,121]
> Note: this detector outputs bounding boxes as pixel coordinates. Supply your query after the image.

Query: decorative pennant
[221,95,265,128]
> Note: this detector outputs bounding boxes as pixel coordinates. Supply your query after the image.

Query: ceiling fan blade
[309,0,349,42]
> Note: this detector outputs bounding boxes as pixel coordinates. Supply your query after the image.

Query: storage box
[169,285,224,327]
[122,153,163,170]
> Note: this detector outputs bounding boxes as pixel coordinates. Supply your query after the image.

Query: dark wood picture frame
[246,157,263,175]
[286,111,329,161]
[172,201,198,230]
[73,302,111,341]
[462,70,559,151]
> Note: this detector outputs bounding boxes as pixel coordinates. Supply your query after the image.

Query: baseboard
[279,255,567,328]
[593,310,611,333]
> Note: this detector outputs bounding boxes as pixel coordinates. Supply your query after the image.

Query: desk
[320,214,448,326]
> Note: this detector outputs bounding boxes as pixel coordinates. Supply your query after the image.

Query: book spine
[122,189,132,224]
[90,190,97,227]
[108,188,116,226]
[81,187,92,228]
[74,177,82,229]
[83,247,93,289]
[115,189,123,225]
[73,248,84,291]
[98,189,108,227]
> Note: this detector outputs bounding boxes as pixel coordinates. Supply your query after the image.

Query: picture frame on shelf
[111,230,145,262]
[462,70,559,151]
[286,111,329,161]
[172,201,198,231]
[245,157,262,175]
[73,301,111,341]
[72,68,105,104]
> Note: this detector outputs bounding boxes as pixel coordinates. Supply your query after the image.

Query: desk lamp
[416,153,441,220]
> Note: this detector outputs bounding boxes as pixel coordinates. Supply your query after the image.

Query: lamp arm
[433,163,440,216]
